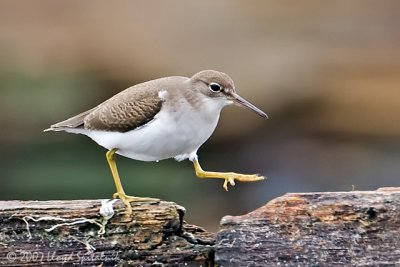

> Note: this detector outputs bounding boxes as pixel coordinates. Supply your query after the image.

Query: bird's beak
[231,92,268,118]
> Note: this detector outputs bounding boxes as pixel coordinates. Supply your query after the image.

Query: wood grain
[1,187,399,266]
[215,187,400,266]
[0,200,214,266]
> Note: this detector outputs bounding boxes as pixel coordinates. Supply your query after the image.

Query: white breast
[79,93,229,162]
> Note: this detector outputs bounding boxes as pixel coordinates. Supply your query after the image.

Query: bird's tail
[44,108,95,132]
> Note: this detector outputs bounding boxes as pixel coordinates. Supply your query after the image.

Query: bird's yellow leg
[106,149,159,215]
[193,158,265,191]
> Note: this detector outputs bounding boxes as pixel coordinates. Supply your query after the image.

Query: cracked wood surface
[0,200,215,266]
[216,187,400,266]
[1,187,399,266]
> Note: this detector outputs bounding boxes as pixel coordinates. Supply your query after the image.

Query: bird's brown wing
[47,84,164,133]
[83,88,163,132]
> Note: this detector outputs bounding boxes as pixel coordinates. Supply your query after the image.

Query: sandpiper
[45,70,267,214]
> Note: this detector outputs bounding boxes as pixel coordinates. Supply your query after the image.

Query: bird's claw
[222,174,265,191]
[223,177,236,191]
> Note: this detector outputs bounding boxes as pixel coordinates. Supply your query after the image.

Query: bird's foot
[222,173,265,191]
[112,192,160,215]
[112,192,159,202]
[193,159,265,191]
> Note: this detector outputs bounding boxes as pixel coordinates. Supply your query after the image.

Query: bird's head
[190,70,267,118]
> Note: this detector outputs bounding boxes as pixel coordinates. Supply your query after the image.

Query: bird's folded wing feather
[48,86,164,133]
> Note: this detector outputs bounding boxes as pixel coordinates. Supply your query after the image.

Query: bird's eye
[209,82,222,92]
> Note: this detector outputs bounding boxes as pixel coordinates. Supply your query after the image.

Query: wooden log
[1,187,399,266]
[215,187,400,266]
[0,200,215,266]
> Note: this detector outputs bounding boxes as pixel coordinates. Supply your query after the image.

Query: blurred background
[0,1,399,231]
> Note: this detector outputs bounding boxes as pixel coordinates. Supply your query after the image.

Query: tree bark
[216,187,400,266]
[1,187,399,266]
[0,200,214,266]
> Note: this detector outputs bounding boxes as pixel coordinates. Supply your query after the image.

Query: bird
[45,70,267,214]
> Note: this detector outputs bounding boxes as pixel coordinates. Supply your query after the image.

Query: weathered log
[1,187,399,266]
[0,200,215,266]
[216,187,400,266]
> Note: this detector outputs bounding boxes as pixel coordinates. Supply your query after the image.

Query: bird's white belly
[83,108,219,162]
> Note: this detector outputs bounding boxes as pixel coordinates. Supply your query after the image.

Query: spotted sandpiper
[45,70,267,214]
